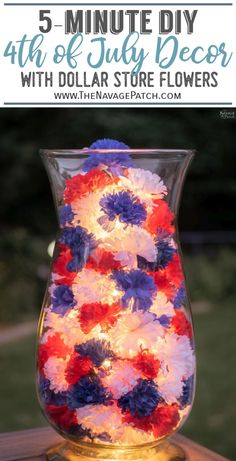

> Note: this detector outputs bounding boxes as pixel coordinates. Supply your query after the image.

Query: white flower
[72,269,120,307]
[110,311,165,357]
[157,371,184,403]
[101,360,142,399]
[156,333,195,402]
[119,168,167,204]
[118,426,154,445]
[150,292,175,319]
[44,356,69,393]
[44,309,102,348]
[76,404,123,440]
[101,227,157,267]
[71,190,107,239]
[71,184,123,239]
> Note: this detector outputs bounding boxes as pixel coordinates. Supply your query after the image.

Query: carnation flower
[67,375,111,409]
[51,285,76,316]
[39,378,67,406]
[119,168,167,205]
[75,339,115,367]
[144,199,174,235]
[44,310,99,348]
[65,352,93,385]
[118,379,162,417]
[157,333,195,382]
[71,189,108,238]
[59,226,97,272]
[110,311,164,356]
[44,356,69,393]
[123,402,180,438]
[138,238,175,272]
[111,269,157,311]
[79,302,121,334]
[46,404,78,430]
[165,254,184,288]
[102,227,157,268]
[151,404,180,438]
[52,244,76,286]
[86,248,122,274]
[156,372,184,403]
[150,292,175,319]
[117,426,154,444]
[173,284,186,308]
[59,205,74,226]
[64,169,117,204]
[101,360,142,399]
[76,403,123,439]
[178,375,194,408]
[99,191,147,228]
[150,271,176,301]
[72,269,120,307]
[68,423,92,439]
[131,350,160,380]
[38,333,71,373]
[171,311,193,339]
[81,139,132,176]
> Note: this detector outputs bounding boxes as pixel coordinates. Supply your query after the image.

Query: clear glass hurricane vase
[37,148,196,461]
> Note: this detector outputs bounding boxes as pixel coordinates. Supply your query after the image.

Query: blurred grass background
[0,108,235,460]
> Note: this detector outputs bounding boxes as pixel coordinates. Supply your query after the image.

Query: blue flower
[138,239,175,271]
[69,424,92,438]
[158,314,170,327]
[59,226,96,272]
[51,285,76,316]
[156,240,175,268]
[118,379,162,417]
[179,375,194,408]
[99,191,147,226]
[81,139,133,176]
[75,339,115,367]
[173,284,186,308]
[67,375,111,409]
[39,378,66,405]
[59,205,74,226]
[111,269,157,311]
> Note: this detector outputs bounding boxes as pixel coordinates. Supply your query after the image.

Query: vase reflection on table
[36,140,196,461]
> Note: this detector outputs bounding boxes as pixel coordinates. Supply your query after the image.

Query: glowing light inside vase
[37,145,195,446]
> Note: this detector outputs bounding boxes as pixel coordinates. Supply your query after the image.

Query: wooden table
[0,427,230,461]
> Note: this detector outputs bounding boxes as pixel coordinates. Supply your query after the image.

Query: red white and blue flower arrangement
[37,139,195,445]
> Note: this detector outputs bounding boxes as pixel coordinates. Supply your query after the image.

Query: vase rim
[40,148,195,158]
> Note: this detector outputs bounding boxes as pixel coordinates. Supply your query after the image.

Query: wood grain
[0,427,230,461]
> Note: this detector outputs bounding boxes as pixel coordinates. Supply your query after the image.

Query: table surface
[0,427,230,461]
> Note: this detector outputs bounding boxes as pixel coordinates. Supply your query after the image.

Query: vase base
[46,440,186,461]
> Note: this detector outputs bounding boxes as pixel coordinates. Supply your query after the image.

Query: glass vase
[37,147,196,461]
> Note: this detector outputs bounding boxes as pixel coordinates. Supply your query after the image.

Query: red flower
[165,254,184,288]
[149,271,175,300]
[38,333,71,373]
[171,311,193,339]
[86,248,122,274]
[79,302,121,334]
[145,199,175,235]
[123,404,180,438]
[123,411,152,433]
[52,244,76,285]
[46,404,77,430]
[131,350,160,379]
[152,404,180,438]
[65,353,93,385]
[64,169,118,204]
